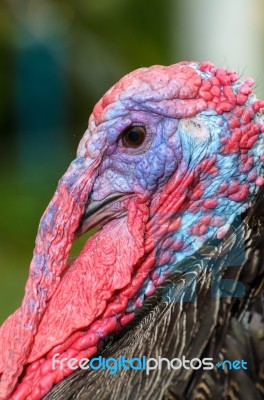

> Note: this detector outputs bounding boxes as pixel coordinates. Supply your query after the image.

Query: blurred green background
[0,0,264,323]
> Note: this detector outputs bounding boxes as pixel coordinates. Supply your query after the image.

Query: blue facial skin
[89,113,181,201]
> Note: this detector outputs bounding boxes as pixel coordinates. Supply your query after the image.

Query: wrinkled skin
[0,61,264,399]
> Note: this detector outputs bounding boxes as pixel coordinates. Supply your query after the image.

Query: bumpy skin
[0,61,264,400]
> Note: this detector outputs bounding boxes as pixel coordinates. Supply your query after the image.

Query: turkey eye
[121,126,146,148]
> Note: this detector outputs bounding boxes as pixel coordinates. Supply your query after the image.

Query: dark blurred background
[0,0,264,323]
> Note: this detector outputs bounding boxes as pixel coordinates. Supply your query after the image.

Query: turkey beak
[75,192,132,238]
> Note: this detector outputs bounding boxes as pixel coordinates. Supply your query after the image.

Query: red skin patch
[8,215,147,398]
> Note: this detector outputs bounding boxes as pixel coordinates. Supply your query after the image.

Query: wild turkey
[0,61,264,400]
